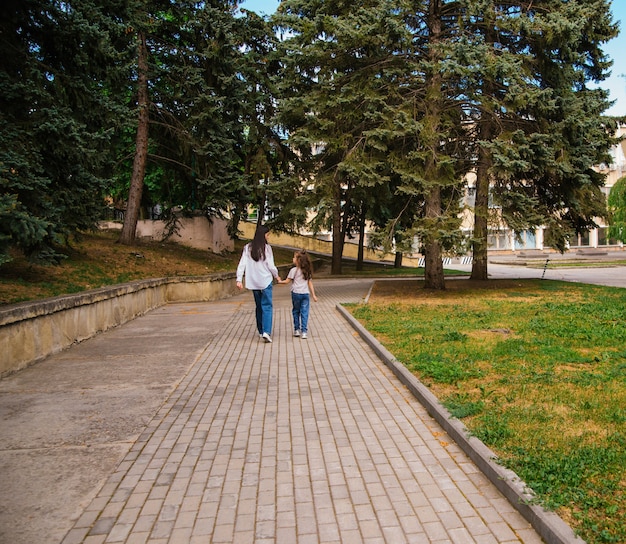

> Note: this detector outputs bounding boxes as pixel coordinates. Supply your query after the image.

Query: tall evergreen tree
[274,0,405,275]
[519,0,617,252]
[391,0,470,289]
[0,0,128,264]
[275,0,472,287]
[223,7,286,234]
[117,0,281,244]
[464,0,617,279]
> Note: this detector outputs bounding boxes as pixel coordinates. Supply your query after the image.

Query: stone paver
[52,277,544,543]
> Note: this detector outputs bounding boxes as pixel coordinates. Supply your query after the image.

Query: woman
[236,224,280,343]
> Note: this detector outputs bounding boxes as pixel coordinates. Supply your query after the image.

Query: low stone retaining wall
[0,272,239,378]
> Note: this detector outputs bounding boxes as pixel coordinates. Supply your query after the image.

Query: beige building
[460,126,626,254]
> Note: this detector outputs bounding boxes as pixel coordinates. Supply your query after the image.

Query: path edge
[336,303,585,544]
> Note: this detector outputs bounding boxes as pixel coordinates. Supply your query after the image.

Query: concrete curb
[336,303,586,544]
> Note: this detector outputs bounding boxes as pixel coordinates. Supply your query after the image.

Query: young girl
[279,249,318,339]
[236,224,280,343]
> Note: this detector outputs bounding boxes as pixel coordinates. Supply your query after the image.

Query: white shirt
[287,266,310,294]
[236,244,278,290]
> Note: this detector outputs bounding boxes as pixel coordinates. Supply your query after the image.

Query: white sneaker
[262,332,272,343]
[294,330,301,337]
[301,332,308,339]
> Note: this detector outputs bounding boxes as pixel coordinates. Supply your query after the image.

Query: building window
[514,230,537,250]
[488,230,511,250]
[597,227,618,246]
[465,187,476,207]
[572,231,590,247]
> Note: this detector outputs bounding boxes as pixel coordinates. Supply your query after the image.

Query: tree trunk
[470,152,490,281]
[119,30,149,246]
[331,178,343,275]
[422,0,445,290]
[356,205,366,271]
[471,107,492,281]
[423,186,445,289]
[471,21,497,281]
[394,251,403,268]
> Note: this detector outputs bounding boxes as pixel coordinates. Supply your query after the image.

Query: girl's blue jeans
[291,292,310,333]
[252,283,273,335]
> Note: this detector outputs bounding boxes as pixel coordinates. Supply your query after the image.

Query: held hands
[273,276,317,300]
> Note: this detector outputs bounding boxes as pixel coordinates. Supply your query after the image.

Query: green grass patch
[527,260,626,269]
[320,258,465,277]
[348,279,626,544]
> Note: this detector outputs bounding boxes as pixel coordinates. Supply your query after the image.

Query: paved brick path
[58,278,542,543]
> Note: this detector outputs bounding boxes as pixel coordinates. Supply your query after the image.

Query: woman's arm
[236,246,248,290]
[265,244,279,279]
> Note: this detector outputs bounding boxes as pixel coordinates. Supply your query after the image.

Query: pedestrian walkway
[3,278,547,543]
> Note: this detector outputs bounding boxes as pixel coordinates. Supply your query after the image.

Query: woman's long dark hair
[250,224,269,262]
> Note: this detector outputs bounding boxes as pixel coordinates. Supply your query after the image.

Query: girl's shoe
[294,330,301,337]
[262,332,272,343]
[301,332,308,339]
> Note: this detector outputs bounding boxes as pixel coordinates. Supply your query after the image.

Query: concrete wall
[238,221,407,265]
[0,273,239,378]
[136,216,234,253]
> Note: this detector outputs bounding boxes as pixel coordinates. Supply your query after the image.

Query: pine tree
[275,0,474,287]
[0,0,128,264]
[390,0,471,289]
[117,0,280,244]
[465,0,617,279]
[274,0,403,274]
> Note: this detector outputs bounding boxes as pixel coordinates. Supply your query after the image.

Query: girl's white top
[287,266,310,294]
[236,244,278,290]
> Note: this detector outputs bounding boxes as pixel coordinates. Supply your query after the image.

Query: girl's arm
[308,279,318,302]
[279,266,296,285]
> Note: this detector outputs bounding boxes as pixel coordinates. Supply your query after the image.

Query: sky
[239,0,626,117]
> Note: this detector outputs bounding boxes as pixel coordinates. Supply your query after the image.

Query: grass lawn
[348,278,626,544]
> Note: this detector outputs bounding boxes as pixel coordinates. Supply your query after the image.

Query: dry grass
[0,229,296,305]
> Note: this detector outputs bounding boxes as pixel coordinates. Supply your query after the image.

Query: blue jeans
[291,292,310,333]
[252,283,273,335]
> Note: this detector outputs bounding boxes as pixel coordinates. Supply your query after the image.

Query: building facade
[461,125,626,254]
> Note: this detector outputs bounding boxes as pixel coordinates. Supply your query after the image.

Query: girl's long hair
[296,249,313,280]
[250,224,269,262]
